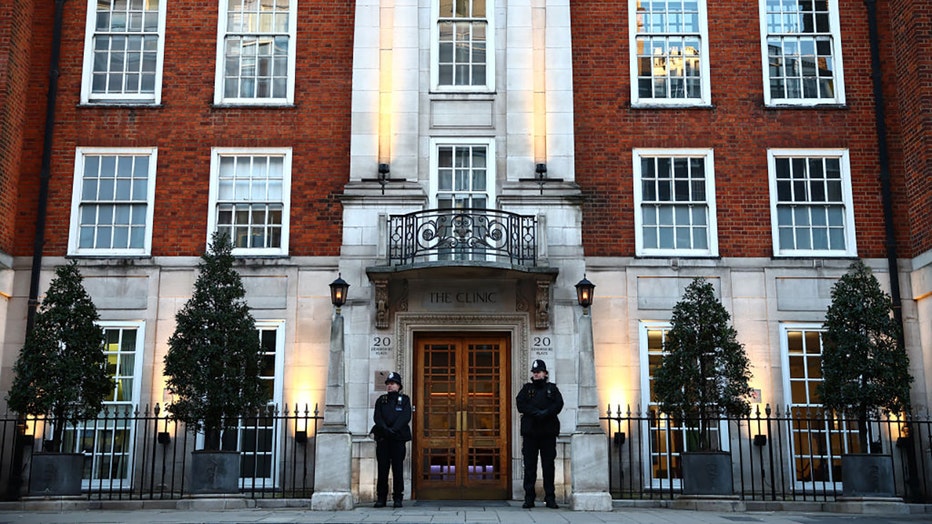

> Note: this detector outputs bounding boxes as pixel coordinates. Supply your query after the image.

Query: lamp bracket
[518,164,564,195]
[361,163,399,195]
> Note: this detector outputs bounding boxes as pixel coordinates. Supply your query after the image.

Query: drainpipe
[864,0,919,502]
[864,0,903,337]
[26,0,67,333]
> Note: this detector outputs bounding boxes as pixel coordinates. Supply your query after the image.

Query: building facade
[0,0,930,507]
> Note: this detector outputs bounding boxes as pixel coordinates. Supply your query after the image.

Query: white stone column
[570,306,612,511]
[311,311,354,510]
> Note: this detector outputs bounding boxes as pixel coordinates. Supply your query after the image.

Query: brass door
[413,333,510,499]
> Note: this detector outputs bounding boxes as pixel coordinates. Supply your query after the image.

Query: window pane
[89,0,160,99]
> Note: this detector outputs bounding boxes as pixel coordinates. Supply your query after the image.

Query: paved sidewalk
[2,501,932,524]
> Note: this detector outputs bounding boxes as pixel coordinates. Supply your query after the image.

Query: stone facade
[0,0,929,509]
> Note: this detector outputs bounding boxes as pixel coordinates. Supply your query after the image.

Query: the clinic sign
[413,280,515,312]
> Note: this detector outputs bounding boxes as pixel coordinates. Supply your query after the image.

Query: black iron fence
[0,404,322,501]
[601,404,932,502]
[5,402,932,503]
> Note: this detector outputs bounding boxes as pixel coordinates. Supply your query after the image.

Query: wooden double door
[413,333,511,499]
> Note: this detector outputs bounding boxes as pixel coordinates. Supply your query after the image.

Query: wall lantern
[330,275,350,309]
[535,163,547,180]
[575,276,595,309]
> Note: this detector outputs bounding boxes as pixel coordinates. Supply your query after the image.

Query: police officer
[515,359,564,509]
[372,371,412,508]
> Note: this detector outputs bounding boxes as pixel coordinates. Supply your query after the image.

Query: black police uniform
[372,372,412,507]
[515,360,564,508]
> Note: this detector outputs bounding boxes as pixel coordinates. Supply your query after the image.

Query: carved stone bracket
[535,280,551,330]
[375,279,389,329]
[374,279,409,330]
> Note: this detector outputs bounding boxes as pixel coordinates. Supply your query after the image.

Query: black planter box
[841,453,896,498]
[29,453,85,496]
[190,450,241,495]
[681,451,734,496]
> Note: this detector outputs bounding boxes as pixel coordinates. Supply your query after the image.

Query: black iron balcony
[387,208,538,267]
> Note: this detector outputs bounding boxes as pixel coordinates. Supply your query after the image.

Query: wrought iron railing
[0,404,321,501]
[5,402,932,503]
[601,405,932,503]
[387,208,538,267]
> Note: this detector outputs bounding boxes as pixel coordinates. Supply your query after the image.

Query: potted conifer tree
[652,277,753,497]
[163,232,268,494]
[7,261,112,496]
[819,260,912,498]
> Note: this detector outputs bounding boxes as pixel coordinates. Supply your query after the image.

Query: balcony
[386,208,538,268]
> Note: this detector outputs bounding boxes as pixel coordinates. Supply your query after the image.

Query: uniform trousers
[521,434,557,501]
[375,438,406,502]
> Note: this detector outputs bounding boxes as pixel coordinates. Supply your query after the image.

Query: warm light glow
[532,3,546,164]
[378,7,394,165]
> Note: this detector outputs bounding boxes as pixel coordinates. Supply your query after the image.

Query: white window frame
[71,321,145,489]
[80,0,167,105]
[758,0,846,107]
[767,149,856,257]
[213,0,298,105]
[68,147,158,257]
[633,148,718,257]
[428,137,496,210]
[206,147,292,257]
[638,321,729,490]
[237,320,285,487]
[628,0,712,107]
[779,323,859,491]
[430,0,496,93]
[427,137,497,262]
[188,321,286,487]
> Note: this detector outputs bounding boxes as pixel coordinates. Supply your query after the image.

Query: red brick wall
[890,0,932,256]
[14,1,354,257]
[571,0,913,259]
[0,0,34,255]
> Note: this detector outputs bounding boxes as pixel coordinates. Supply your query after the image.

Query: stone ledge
[310,491,354,510]
[670,497,746,512]
[826,498,909,514]
[571,492,613,511]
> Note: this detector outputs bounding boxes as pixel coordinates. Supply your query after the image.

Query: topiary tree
[163,232,268,451]
[7,261,111,452]
[819,260,912,453]
[653,277,753,451]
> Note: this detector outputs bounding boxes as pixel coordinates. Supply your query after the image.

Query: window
[759,0,845,106]
[629,0,711,106]
[81,0,167,105]
[429,138,495,261]
[768,149,856,257]
[207,148,292,256]
[432,141,492,211]
[431,0,495,92]
[633,149,718,256]
[781,324,861,489]
[639,322,725,488]
[63,322,145,488]
[69,148,157,256]
[215,0,296,105]
[222,321,284,486]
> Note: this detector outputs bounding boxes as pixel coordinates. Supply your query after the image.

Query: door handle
[454,411,468,432]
